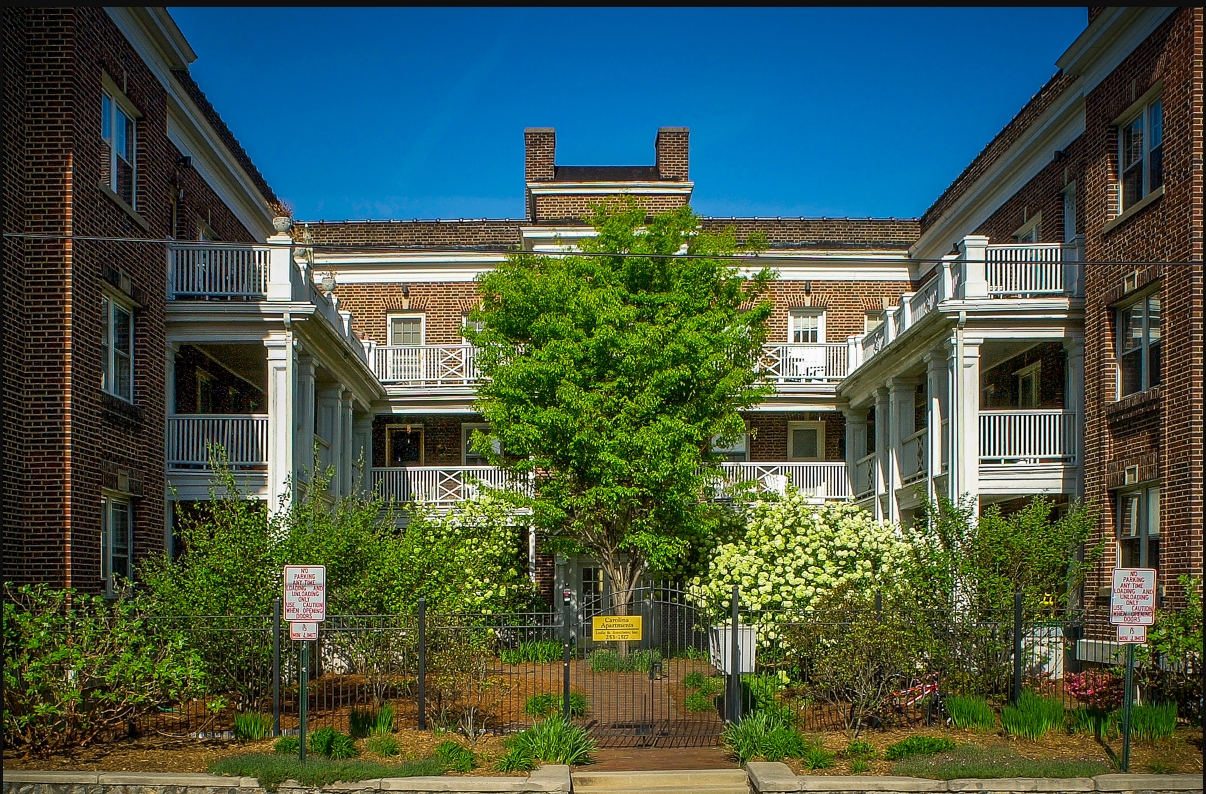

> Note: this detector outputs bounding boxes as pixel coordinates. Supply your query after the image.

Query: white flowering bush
[688,496,912,648]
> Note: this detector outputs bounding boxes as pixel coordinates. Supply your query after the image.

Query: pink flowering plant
[1063,668,1124,710]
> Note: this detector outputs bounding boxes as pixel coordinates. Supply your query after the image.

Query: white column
[295,354,316,487]
[265,333,296,516]
[316,385,343,493]
[957,235,990,299]
[888,377,918,522]
[340,393,354,496]
[1064,335,1085,497]
[266,234,296,301]
[353,413,374,495]
[843,406,868,499]
[948,336,982,512]
[873,388,890,521]
[925,351,946,506]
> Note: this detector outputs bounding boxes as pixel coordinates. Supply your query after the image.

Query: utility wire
[4,232,1203,267]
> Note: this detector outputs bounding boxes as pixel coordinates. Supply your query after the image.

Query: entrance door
[386,427,423,467]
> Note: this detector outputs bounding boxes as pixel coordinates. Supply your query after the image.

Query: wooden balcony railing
[167,414,268,470]
[979,409,1076,464]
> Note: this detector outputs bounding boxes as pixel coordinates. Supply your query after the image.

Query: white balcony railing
[168,245,271,299]
[900,428,928,485]
[759,344,848,383]
[371,466,531,505]
[979,410,1077,464]
[853,453,876,500]
[718,462,848,499]
[167,414,268,471]
[986,244,1066,296]
[373,345,479,386]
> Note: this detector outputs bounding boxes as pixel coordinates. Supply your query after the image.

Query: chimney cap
[657,126,689,133]
[525,127,556,133]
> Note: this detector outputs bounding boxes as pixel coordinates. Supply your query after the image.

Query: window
[863,310,885,335]
[1117,485,1160,571]
[462,314,484,343]
[101,90,137,207]
[197,371,215,413]
[1015,362,1040,408]
[388,314,424,346]
[789,309,825,344]
[711,432,748,463]
[1118,290,1161,396]
[386,426,423,466]
[462,423,498,465]
[1014,213,1041,244]
[101,496,132,593]
[1119,97,1163,211]
[101,294,134,402]
[581,567,605,598]
[1062,184,1078,242]
[788,422,825,461]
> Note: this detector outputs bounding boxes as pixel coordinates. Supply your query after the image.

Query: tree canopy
[465,203,775,601]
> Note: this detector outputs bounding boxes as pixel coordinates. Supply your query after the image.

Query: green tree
[466,203,775,609]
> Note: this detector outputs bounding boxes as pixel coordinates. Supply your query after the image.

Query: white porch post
[295,354,316,488]
[957,235,990,299]
[887,377,917,523]
[1064,335,1085,497]
[353,412,374,494]
[266,332,297,516]
[316,385,344,493]
[339,393,354,497]
[925,351,946,506]
[266,234,296,301]
[843,406,868,499]
[948,337,982,512]
[873,388,890,521]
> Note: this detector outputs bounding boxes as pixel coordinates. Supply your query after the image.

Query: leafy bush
[851,759,871,773]
[892,744,1108,780]
[507,717,596,766]
[1136,576,1203,723]
[435,740,477,772]
[496,745,538,772]
[684,671,708,689]
[742,672,792,721]
[365,734,400,757]
[350,704,395,738]
[329,732,358,760]
[1064,669,1124,710]
[374,702,396,734]
[500,640,562,665]
[1001,692,1064,740]
[2,583,206,754]
[1131,702,1177,741]
[274,736,299,755]
[587,648,662,673]
[523,692,587,718]
[723,710,817,764]
[685,690,718,713]
[233,712,273,741]
[803,746,835,770]
[883,735,956,761]
[843,739,877,759]
[943,694,996,732]
[210,753,444,792]
[308,726,356,759]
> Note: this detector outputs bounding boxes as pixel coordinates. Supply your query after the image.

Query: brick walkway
[588,745,737,771]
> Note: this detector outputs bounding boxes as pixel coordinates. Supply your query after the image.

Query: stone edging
[1,766,570,794]
[744,764,1205,794]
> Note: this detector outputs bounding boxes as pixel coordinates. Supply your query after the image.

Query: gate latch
[649,660,663,681]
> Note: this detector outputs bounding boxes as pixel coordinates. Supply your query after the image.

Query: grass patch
[944,694,996,733]
[365,734,400,757]
[524,691,587,718]
[308,726,358,759]
[893,744,1109,780]
[500,639,563,665]
[587,648,662,673]
[434,740,476,772]
[685,690,719,713]
[1068,706,1117,740]
[1002,692,1065,740]
[723,711,827,765]
[1131,702,1177,741]
[273,736,299,755]
[210,754,444,792]
[843,739,877,760]
[349,703,395,737]
[496,744,538,772]
[884,735,956,761]
[233,712,273,741]
[505,716,596,766]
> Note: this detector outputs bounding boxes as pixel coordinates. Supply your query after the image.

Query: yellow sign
[592,615,642,642]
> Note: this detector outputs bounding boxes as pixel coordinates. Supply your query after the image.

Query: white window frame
[101,494,133,594]
[100,76,140,209]
[385,424,424,466]
[1116,287,1161,398]
[101,291,135,403]
[1062,183,1078,242]
[863,310,885,335]
[1117,484,1160,571]
[461,423,493,465]
[387,313,425,346]
[787,421,826,462]
[1116,92,1163,212]
[461,314,484,344]
[711,432,748,463]
[789,308,826,344]
[1013,212,1042,244]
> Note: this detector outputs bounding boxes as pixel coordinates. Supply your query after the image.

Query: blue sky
[169,7,1087,222]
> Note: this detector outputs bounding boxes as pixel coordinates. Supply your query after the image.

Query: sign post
[1110,567,1155,773]
[285,566,326,762]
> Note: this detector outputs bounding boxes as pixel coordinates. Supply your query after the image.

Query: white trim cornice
[526,181,695,196]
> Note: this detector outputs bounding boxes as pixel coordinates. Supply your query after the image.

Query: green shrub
[2,584,206,754]
[803,746,835,770]
[209,753,444,792]
[684,671,707,689]
[365,734,400,757]
[883,735,956,761]
[329,732,358,760]
[851,759,871,773]
[944,694,996,733]
[1068,706,1116,739]
[234,712,273,741]
[685,690,718,713]
[435,740,476,772]
[500,640,563,665]
[309,726,357,759]
[892,744,1108,780]
[723,711,816,765]
[374,702,396,735]
[508,717,596,766]
[1131,702,1177,741]
[349,707,378,738]
[587,648,662,673]
[843,739,877,759]
[1001,692,1064,740]
[496,745,537,772]
[273,736,299,755]
[523,692,587,718]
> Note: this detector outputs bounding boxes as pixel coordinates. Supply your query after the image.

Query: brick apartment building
[3,8,1202,637]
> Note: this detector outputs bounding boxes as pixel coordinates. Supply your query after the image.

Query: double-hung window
[1119,96,1163,211]
[101,293,134,402]
[787,422,825,462]
[389,314,424,346]
[101,496,133,593]
[711,432,748,463]
[789,309,825,344]
[1118,290,1161,397]
[101,90,137,207]
[1117,485,1159,571]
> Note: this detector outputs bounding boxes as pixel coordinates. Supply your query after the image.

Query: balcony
[759,344,848,385]
[371,466,532,506]
[167,414,268,471]
[979,409,1076,464]
[168,245,271,299]
[717,461,849,499]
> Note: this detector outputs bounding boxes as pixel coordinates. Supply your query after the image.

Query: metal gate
[574,585,724,747]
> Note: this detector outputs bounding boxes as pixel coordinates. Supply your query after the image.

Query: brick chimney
[525,128,556,182]
[655,127,689,181]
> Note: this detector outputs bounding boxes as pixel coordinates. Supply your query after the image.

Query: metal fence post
[272,598,281,737]
[562,588,572,722]
[1012,590,1024,705]
[417,598,427,730]
[729,584,741,723]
